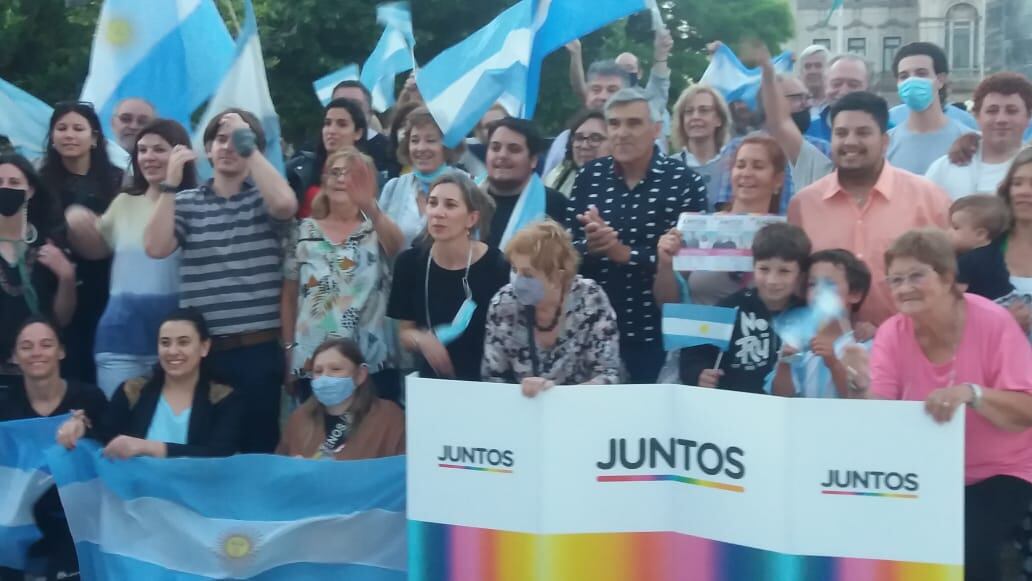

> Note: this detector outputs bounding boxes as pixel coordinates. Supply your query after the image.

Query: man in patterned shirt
[565,88,708,383]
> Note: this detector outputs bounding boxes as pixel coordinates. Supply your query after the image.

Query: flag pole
[221,0,241,35]
[836,0,845,55]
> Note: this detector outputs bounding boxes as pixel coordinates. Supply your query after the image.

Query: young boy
[949,194,1014,302]
[680,223,810,394]
[767,249,872,398]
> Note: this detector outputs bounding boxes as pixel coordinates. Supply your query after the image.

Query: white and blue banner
[0,78,54,160]
[420,0,647,147]
[0,414,68,570]
[314,64,360,107]
[361,2,416,113]
[191,0,284,178]
[48,440,406,580]
[79,0,235,138]
[699,43,793,110]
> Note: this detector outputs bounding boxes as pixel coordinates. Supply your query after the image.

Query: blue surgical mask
[434,298,477,345]
[310,375,355,407]
[898,77,936,112]
[512,274,545,307]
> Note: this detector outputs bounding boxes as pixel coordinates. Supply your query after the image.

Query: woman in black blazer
[57,308,242,458]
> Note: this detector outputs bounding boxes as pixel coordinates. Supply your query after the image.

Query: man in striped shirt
[145,109,297,453]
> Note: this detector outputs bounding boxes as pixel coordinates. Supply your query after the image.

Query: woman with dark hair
[56,308,243,458]
[0,155,76,384]
[287,98,368,218]
[64,119,197,397]
[1,317,106,581]
[39,102,123,385]
[544,110,610,197]
[277,338,404,460]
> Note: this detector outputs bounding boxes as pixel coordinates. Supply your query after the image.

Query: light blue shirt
[763,333,870,398]
[889,103,979,131]
[145,395,191,445]
[888,117,972,175]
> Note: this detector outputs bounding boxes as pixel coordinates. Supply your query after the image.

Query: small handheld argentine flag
[313,64,360,106]
[775,278,846,350]
[662,304,738,352]
[0,414,69,570]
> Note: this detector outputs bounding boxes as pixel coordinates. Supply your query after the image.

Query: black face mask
[791,110,812,135]
[0,188,26,218]
[628,72,640,87]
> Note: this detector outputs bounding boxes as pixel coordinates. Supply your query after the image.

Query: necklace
[534,293,565,332]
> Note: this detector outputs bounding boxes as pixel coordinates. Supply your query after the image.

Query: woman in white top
[671,84,734,212]
[378,107,465,249]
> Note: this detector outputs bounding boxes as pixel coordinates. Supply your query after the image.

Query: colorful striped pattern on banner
[408,521,963,581]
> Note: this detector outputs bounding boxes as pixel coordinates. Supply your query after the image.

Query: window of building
[883,36,902,73]
[813,38,832,50]
[847,38,867,56]
[945,3,977,70]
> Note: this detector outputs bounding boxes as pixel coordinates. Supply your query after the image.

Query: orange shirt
[787,162,950,326]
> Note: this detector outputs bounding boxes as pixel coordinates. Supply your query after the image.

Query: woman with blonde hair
[672,84,733,212]
[282,148,404,394]
[482,220,621,396]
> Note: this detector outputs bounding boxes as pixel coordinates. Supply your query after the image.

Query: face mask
[310,375,356,407]
[898,77,936,112]
[434,298,477,345]
[628,72,640,87]
[0,188,27,218]
[791,110,811,134]
[513,274,545,307]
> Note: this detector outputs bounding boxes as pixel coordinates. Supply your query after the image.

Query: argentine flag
[49,440,406,580]
[420,0,649,147]
[662,304,738,352]
[314,64,360,106]
[192,0,285,177]
[0,414,68,570]
[80,0,235,138]
[775,279,846,350]
[700,43,793,110]
[361,2,416,113]
[0,78,54,160]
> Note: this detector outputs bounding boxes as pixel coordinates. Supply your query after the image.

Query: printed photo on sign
[674,213,786,272]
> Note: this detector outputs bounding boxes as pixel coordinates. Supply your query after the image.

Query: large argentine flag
[314,63,360,106]
[420,0,648,147]
[700,43,794,110]
[662,304,738,352]
[0,414,68,570]
[192,0,284,177]
[49,440,406,580]
[80,0,234,139]
[360,2,416,113]
[0,78,54,160]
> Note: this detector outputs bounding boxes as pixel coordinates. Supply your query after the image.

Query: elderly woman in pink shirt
[859,228,1032,581]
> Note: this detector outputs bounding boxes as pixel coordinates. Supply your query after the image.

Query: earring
[22,207,37,244]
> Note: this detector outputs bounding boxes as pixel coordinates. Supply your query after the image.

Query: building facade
[788,0,1031,102]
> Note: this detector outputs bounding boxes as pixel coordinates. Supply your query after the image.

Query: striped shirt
[174,181,288,335]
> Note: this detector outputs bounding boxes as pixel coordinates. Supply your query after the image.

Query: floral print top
[285,218,392,375]
[481,276,621,385]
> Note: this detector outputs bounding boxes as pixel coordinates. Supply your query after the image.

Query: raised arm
[759,47,803,163]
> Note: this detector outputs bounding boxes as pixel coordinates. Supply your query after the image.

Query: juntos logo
[437,445,514,474]
[820,470,919,498]
[595,437,747,493]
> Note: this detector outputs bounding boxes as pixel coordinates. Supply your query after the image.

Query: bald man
[111,98,156,152]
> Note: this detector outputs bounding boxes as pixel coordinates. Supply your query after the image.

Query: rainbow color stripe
[597,474,745,493]
[408,521,963,581]
[822,490,919,500]
[438,464,513,474]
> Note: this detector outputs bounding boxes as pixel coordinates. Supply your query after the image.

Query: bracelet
[966,383,984,409]
[158,182,179,194]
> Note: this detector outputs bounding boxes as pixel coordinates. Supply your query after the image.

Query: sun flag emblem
[222,533,253,559]
[104,18,134,46]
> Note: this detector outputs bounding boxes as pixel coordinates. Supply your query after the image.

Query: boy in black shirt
[949,194,1014,302]
[680,223,810,393]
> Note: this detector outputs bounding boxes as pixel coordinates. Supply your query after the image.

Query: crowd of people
[4,28,1032,581]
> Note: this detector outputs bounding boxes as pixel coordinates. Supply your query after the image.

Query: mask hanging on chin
[0,188,26,218]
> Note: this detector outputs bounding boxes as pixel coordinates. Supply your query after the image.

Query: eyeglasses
[884,267,933,289]
[326,167,349,179]
[117,113,153,125]
[572,133,606,146]
[683,106,715,116]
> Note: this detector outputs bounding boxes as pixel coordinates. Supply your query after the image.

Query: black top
[565,151,708,343]
[0,378,107,422]
[387,245,510,381]
[958,239,1014,301]
[485,185,569,249]
[90,374,243,458]
[680,288,804,394]
[364,131,401,180]
[0,238,59,361]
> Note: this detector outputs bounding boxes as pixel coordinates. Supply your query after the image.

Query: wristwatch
[966,383,984,409]
[158,182,179,194]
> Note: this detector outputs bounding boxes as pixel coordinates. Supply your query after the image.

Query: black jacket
[92,373,243,458]
[680,288,803,394]
[287,133,399,206]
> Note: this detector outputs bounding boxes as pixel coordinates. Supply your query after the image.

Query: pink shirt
[787,162,950,325]
[870,294,1032,485]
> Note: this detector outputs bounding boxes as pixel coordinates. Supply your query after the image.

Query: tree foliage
[0,0,793,146]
